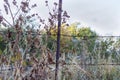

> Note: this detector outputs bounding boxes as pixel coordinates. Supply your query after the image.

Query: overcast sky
[0,0,120,35]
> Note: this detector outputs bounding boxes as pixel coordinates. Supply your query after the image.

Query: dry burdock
[0,0,91,80]
[1,0,112,80]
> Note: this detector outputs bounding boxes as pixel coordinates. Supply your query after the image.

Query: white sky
[0,0,120,36]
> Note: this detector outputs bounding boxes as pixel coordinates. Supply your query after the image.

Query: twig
[13,8,21,19]
[3,17,13,27]
[7,4,15,25]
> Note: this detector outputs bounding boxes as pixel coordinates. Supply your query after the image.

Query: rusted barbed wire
[0,31,120,38]
[0,63,120,72]
[70,63,120,66]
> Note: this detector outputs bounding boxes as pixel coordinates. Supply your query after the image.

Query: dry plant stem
[13,8,21,19]
[3,17,13,27]
[12,34,19,52]
[55,0,62,80]
[7,4,15,25]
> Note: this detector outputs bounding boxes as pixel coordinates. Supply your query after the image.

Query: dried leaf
[47,52,55,64]
[7,30,12,38]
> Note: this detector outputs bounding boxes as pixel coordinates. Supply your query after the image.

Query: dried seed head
[4,4,8,14]
[0,15,3,23]
[54,2,57,6]
[31,14,35,17]
[12,0,17,5]
[45,0,48,3]
[2,22,7,26]
[19,15,23,21]
[26,15,31,19]
[21,1,29,7]
[31,4,37,8]
[45,0,48,6]
[4,0,8,4]
[66,24,69,26]
[48,18,53,26]
[63,11,70,19]
[21,1,29,13]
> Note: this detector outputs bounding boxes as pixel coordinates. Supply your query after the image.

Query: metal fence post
[55,0,62,80]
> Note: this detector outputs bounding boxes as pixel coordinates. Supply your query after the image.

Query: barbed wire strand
[0,31,120,38]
